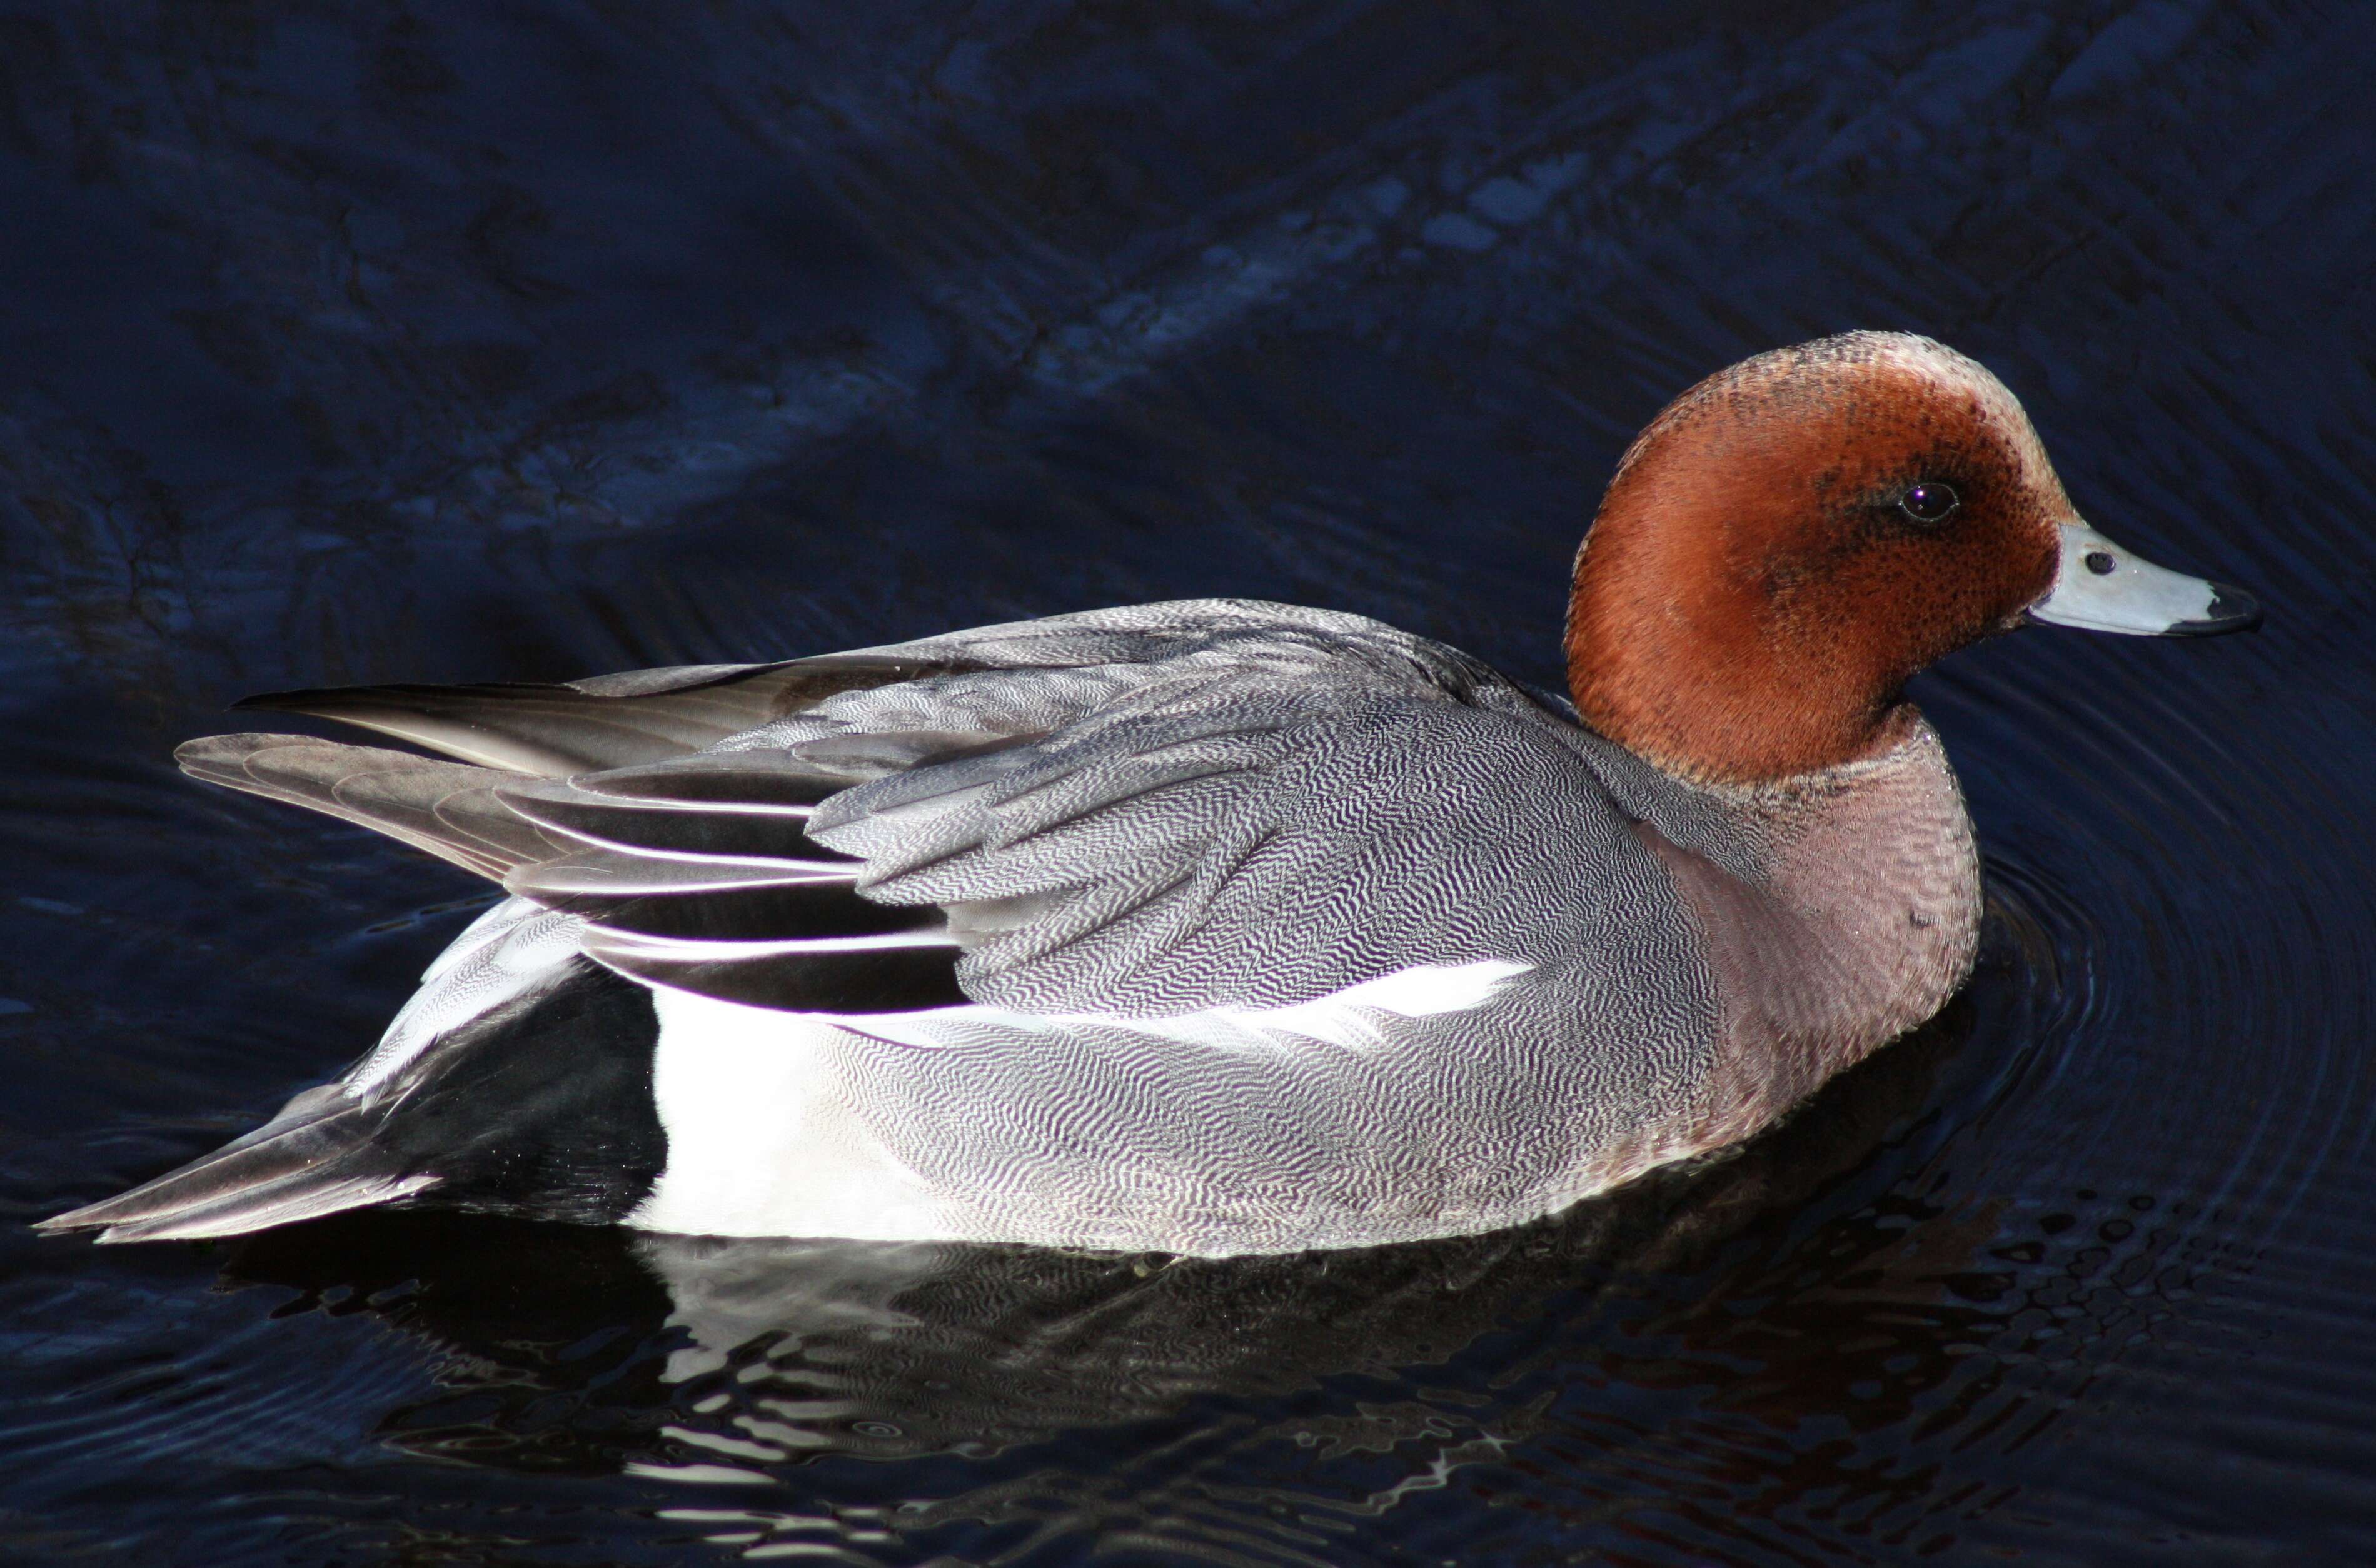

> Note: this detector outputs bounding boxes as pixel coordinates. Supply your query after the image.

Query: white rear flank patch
[628,990,955,1241]
[623,959,1530,1240]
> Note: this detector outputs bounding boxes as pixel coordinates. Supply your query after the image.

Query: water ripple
[7,1,2376,1562]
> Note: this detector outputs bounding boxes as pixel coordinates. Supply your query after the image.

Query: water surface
[4,2,2374,1562]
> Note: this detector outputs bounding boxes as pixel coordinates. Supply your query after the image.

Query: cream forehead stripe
[1854,334,2064,504]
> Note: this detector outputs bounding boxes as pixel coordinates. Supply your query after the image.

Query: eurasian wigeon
[41,331,2258,1254]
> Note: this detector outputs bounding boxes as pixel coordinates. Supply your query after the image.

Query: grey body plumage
[43,599,1979,1254]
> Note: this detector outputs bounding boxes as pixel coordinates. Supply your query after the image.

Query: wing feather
[176,735,568,879]
[580,927,965,1012]
[178,734,967,1011]
[495,778,848,861]
[179,601,1601,1020]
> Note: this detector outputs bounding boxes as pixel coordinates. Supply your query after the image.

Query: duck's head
[1565,331,2259,786]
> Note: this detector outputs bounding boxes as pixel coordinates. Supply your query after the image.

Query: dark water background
[3,2,2373,1562]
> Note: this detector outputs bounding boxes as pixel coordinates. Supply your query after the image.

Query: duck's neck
[1624,722,1981,1133]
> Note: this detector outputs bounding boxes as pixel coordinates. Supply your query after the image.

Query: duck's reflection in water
[223,983,2025,1555]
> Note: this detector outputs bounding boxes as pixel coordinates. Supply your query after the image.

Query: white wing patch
[820,957,1532,1052]
[1257,960,1534,1046]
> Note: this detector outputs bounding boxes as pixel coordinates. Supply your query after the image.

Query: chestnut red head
[1564,332,2254,786]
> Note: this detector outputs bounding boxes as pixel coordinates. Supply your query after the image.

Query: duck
[39,331,2260,1256]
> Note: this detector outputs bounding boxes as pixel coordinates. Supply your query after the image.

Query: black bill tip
[2167,583,2263,636]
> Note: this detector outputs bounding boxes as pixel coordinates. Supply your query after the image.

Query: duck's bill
[2029,521,2262,636]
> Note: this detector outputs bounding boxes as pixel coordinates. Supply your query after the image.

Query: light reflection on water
[4,1,2376,1562]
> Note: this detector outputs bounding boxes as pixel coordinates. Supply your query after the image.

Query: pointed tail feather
[39,961,667,1245]
[34,1088,439,1244]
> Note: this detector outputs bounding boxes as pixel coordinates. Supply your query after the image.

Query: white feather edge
[583,928,959,960]
[818,957,1534,1051]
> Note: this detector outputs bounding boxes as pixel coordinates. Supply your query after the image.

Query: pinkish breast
[1633,715,1983,1157]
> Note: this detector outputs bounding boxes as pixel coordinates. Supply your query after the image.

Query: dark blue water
[4,3,2374,1561]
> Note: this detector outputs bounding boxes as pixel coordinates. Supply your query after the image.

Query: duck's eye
[1899,481,1960,525]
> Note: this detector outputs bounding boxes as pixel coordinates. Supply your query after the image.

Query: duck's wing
[545,599,1656,1020]
[185,600,1659,1022]
[176,735,973,1014]
[777,616,1608,1018]
[88,601,1712,1250]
